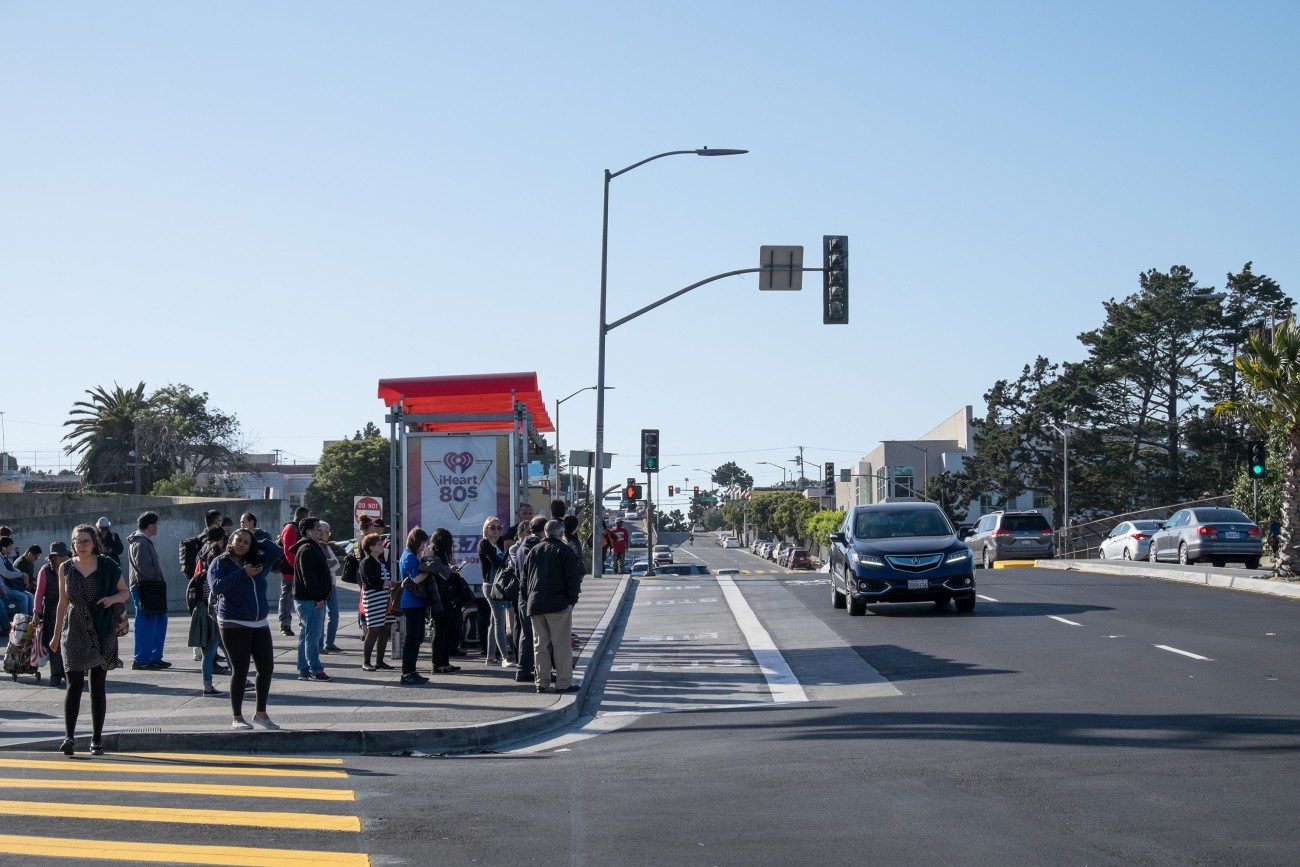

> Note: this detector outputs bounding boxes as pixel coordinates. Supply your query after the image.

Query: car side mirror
[958,528,975,540]
[831,532,847,545]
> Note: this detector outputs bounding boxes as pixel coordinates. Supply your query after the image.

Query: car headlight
[945,549,972,565]
[854,552,884,567]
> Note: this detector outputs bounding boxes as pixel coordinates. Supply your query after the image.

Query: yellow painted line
[0,798,359,831]
[3,777,354,801]
[993,560,1037,569]
[0,834,368,866]
[120,752,345,766]
[0,758,345,779]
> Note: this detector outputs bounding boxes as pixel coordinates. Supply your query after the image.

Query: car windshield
[1191,508,1251,523]
[854,510,952,539]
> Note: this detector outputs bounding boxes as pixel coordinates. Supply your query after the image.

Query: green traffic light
[1251,464,1265,476]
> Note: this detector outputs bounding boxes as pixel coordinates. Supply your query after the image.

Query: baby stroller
[4,613,44,683]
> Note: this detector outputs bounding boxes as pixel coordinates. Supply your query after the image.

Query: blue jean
[201,633,222,685]
[296,600,325,675]
[131,589,168,664]
[488,598,512,661]
[319,586,339,650]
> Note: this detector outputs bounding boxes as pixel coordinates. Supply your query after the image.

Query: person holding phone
[421,528,460,675]
[208,528,284,730]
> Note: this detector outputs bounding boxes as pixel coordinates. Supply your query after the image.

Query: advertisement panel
[405,433,512,587]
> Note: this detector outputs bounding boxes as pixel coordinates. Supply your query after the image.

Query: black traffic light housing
[824,462,835,497]
[668,485,674,497]
[1248,440,1267,479]
[625,483,643,501]
[640,429,660,472]
[823,235,848,325]
[693,485,700,496]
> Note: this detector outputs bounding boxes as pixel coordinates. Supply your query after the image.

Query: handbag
[137,579,169,614]
[114,603,130,637]
[452,572,476,607]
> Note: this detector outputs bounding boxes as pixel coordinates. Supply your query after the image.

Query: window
[1031,490,1052,509]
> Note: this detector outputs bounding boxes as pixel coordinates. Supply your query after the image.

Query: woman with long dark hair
[397,527,431,686]
[359,532,395,671]
[208,528,283,730]
[422,528,460,675]
[48,524,130,756]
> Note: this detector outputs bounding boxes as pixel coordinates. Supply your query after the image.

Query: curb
[6,575,634,756]
[1034,559,1300,600]
[992,560,1036,569]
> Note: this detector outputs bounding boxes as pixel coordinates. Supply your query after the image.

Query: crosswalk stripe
[0,758,345,779]
[0,798,360,831]
[119,752,345,766]
[3,777,354,800]
[0,833,369,866]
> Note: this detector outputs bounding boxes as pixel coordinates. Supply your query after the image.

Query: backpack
[179,535,204,580]
[340,552,360,585]
[185,573,204,613]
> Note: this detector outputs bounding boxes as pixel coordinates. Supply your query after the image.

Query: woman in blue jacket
[208,528,283,730]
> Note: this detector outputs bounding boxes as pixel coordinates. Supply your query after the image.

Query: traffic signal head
[640,428,660,472]
[824,462,835,496]
[668,485,675,497]
[625,483,643,501]
[693,485,700,496]
[822,235,848,325]
[1248,440,1267,479]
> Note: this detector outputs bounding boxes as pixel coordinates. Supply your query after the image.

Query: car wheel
[1245,557,1261,570]
[1149,542,1159,563]
[847,596,867,616]
[831,577,846,610]
[983,546,994,569]
[1122,547,1131,560]
[954,595,976,613]
[1179,543,1193,565]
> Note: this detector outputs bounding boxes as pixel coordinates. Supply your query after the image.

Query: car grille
[884,553,944,573]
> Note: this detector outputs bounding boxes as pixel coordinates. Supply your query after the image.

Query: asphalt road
[3,536,1297,865]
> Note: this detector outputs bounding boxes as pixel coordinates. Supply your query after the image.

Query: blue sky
[2,1,1297,498]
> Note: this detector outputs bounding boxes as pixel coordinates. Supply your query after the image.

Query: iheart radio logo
[444,452,475,474]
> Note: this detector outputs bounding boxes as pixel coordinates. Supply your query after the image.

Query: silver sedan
[1098,520,1164,560]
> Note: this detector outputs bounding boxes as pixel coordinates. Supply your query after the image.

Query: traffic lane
[780,569,1300,733]
[346,694,1300,866]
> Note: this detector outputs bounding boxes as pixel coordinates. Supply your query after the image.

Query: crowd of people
[1,497,589,755]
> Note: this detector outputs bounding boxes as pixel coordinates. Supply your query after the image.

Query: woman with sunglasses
[48,524,130,756]
[479,517,512,666]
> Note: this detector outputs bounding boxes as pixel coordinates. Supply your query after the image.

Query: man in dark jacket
[521,519,583,694]
[127,512,171,670]
[95,517,125,566]
[291,517,333,681]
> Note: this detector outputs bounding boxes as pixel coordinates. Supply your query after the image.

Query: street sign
[353,495,383,537]
[700,495,719,506]
[759,245,804,290]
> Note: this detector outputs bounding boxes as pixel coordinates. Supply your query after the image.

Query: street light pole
[555,385,611,508]
[1048,423,1070,556]
[757,461,788,486]
[593,147,747,579]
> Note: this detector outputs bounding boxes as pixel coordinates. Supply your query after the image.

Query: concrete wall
[0,494,290,613]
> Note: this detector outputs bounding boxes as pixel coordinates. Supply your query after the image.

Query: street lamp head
[695,148,748,157]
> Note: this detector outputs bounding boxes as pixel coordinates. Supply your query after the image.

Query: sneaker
[131,662,149,670]
[297,673,312,681]
[501,659,515,668]
[312,671,333,682]
[514,671,535,683]
[281,627,295,637]
[154,660,172,669]
[59,737,75,756]
[231,719,253,730]
[319,646,333,654]
[201,686,222,696]
[361,664,377,672]
[486,657,502,665]
[192,648,202,661]
[399,673,426,686]
[325,645,344,654]
[535,685,549,694]
[252,715,280,730]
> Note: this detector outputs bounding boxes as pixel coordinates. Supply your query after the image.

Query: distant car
[755,542,772,559]
[692,524,706,533]
[966,510,1055,567]
[786,548,812,569]
[1099,519,1164,560]
[630,559,651,576]
[653,544,673,565]
[1147,507,1262,568]
[716,533,732,547]
[828,501,976,615]
[715,567,740,577]
[625,510,641,521]
[655,563,711,576]
[722,537,741,549]
[628,532,648,549]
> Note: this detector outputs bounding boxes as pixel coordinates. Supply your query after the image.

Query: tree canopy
[305,427,391,539]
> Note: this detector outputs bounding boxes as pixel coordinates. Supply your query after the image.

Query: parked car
[1147,507,1262,568]
[721,536,741,549]
[1099,519,1164,560]
[786,548,812,569]
[652,544,673,565]
[755,542,772,559]
[828,502,976,614]
[654,563,711,576]
[966,510,1055,567]
[770,542,792,563]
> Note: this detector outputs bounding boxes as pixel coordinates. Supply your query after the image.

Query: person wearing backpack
[188,527,228,696]
[127,512,171,671]
[277,507,309,636]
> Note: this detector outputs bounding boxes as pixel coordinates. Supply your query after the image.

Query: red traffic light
[693,485,700,496]
[668,485,674,496]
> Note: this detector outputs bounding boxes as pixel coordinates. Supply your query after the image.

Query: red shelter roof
[376,372,553,433]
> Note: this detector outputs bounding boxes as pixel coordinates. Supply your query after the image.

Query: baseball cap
[49,541,71,557]
[96,517,111,529]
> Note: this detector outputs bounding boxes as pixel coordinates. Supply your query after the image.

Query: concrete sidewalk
[1035,558,1300,599]
[0,575,630,755]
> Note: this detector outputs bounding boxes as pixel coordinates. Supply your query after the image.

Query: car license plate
[1018,539,1037,545]
[907,579,928,590]
[1223,532,1240,539]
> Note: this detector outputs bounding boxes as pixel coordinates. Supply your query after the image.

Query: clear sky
[2,1,1297,498]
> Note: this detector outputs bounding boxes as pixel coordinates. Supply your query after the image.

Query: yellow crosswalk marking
[119,752,345,765]
[0,834,369,866]
[0,798,359,831]
[4,777,354,800]
[0,757,345,779]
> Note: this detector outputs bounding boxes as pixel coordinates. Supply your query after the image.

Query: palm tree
[62,382,150,493]
[1215,318,1300,576]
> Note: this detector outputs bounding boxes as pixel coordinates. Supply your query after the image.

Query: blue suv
[829,502,976,615]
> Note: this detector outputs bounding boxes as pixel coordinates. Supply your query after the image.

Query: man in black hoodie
[291,518,333,682]
[522,519,583,694]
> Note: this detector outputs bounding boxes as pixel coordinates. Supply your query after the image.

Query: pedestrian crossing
[0,751,368,865]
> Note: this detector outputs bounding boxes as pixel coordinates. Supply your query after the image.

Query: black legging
[402,607,426,675]
[431,608,455,669]
[64,666,107,741]
[220,624,274,716]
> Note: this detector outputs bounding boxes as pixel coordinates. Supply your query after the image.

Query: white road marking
[1155,644,1213,661]
[637,632,720,642]
[976,594,998,602]
[716,573,808,703]
[1048,615,1082,626]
